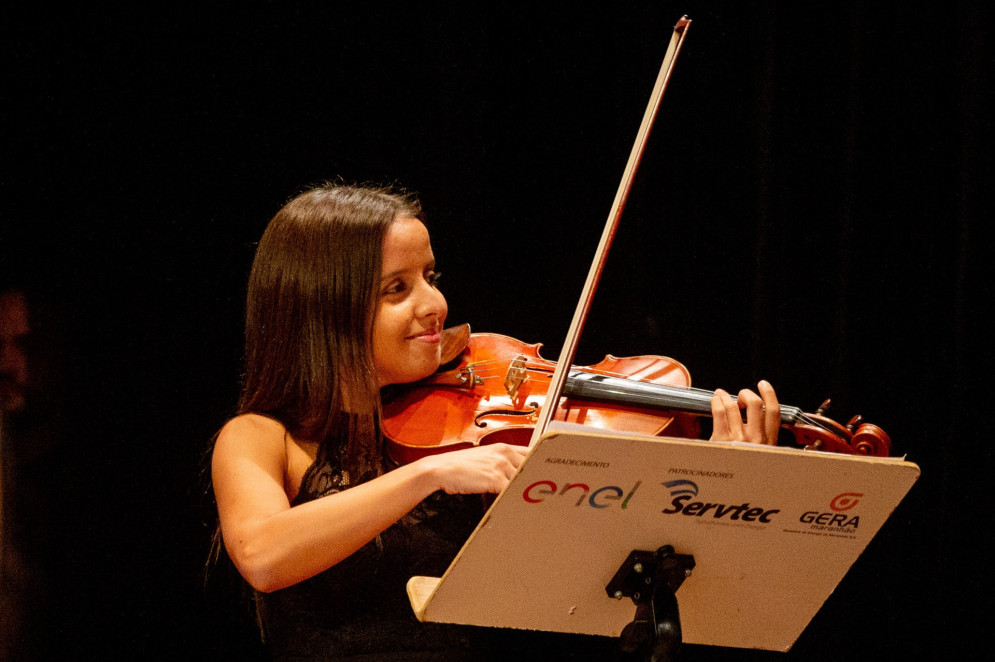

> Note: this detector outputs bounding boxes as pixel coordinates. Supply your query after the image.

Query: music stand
[407,424,919,656]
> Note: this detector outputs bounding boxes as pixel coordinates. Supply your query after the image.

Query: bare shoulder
[218,413,286,441]
[212,413,296,511]
[213,413,288,468]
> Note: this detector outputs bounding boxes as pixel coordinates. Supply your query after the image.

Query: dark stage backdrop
[3,2,990,660]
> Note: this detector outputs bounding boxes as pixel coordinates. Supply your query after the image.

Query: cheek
[371,305,409,372]
[372,306,400,351]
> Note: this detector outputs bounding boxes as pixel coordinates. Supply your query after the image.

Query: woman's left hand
[709,380,780,445]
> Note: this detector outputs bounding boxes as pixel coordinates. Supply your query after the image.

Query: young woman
[211,183,780,660]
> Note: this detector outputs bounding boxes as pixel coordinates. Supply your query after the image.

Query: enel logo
[522,480,642,509]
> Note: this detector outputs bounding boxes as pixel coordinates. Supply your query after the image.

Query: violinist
[209,182,781,660]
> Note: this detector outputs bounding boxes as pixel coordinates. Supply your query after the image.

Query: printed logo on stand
[663,480,699,498]
[661,480,780,524]
[521,478,642,509]
[829,492,862,511]
[798,492,863,533]
[520,475,781,526]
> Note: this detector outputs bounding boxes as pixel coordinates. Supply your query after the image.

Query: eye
[426,271,441,287]
[381,279,406,297]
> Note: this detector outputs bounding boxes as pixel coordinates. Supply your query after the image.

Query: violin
[382,324,892,465]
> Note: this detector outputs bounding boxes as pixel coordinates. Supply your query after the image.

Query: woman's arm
[212,414,526,593]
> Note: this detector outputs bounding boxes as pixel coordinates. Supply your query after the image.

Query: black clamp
[605,545,696,662]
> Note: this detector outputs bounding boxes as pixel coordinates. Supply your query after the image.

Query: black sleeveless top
[254,460,488,661]
[252,451,629,661]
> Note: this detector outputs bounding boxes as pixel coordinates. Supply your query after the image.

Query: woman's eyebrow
[379,259,435,282]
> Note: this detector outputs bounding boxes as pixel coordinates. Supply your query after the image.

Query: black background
[3,2,991,660]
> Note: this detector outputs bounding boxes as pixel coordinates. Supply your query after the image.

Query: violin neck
[564,371,802,424]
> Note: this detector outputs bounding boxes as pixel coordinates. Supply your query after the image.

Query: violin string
[526,360,713,396]
[461,356,850,441]
[793,412,841,436]
[461,358,517,372]
[463,357,713,395]
[518,361,848,437]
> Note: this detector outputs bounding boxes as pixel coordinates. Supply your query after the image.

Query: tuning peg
[815,399,832,416]
[846,415,863,432]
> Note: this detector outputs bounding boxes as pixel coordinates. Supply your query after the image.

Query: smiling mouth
[409,328,442,342]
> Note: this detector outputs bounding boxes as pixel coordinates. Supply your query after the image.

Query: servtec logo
[661,480,780,524]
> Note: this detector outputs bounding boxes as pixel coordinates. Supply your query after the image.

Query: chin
[380,355,441,387]
[409,357,442,383]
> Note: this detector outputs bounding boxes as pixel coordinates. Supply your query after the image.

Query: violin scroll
[851,423,892,456]
[790,401,892,457]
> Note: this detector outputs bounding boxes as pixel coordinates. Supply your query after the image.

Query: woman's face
[372,217,448,386]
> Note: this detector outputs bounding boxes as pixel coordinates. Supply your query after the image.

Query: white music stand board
[408,424,919,653]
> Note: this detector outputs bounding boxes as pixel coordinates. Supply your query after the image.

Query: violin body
[382,327,892,464]
[382,331,700,465]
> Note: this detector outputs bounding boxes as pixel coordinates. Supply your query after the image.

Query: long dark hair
[239,182,424,484]
[202,183,425,645]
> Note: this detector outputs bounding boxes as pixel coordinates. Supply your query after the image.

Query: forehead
[381,217,433,274]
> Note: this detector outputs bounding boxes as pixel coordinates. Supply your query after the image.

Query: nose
[415,278,447,321]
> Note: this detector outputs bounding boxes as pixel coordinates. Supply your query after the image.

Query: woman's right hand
[417,443,529,495]
[213,417,527,592]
